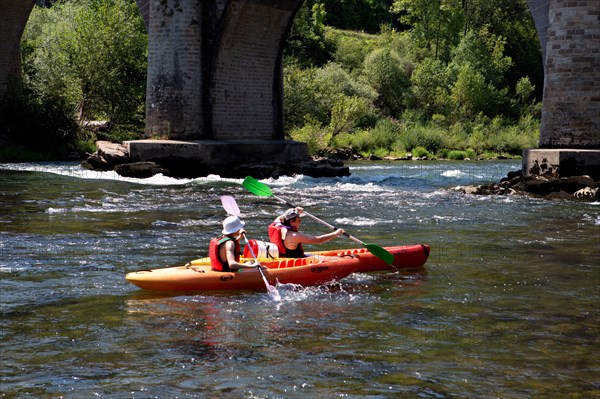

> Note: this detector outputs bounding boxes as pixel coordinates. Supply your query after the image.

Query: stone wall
[534,0,600,148]
[210,0,301,140]
[144,0,204,140]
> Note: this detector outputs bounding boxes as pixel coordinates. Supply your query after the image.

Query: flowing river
[1,160,598,398]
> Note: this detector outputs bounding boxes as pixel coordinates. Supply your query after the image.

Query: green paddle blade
[364,243,395,265]
[242,176,273,197]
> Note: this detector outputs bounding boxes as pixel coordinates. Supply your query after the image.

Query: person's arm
[288,229,345,246]
[224,239,259,270]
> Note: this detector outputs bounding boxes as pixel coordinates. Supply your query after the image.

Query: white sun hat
[222,215,245,235]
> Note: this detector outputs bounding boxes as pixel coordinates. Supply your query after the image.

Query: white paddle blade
[220,195,240,216]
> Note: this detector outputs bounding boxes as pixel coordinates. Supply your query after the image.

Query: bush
[330,30,378,72]
[0,89,79,148]
[411,146,431,158]
[447,150,466,160]
[398,125,448,154]
[361,47,413,117]
[22,0,147,125]
[289,116,332,155]
[329,95,376,136]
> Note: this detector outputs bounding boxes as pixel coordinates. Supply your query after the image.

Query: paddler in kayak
[268,207,345,258]
[210,216,261,271]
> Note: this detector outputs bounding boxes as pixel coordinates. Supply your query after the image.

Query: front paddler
[210,216,260,271]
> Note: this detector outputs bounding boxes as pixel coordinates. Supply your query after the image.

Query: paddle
[220,195,279,297]
[241,176,395,265]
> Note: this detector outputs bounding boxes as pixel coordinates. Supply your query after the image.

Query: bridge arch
[210,0,302,140]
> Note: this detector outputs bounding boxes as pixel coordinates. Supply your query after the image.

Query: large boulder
[559,175,595,194]
[82,141,129,171]
[515,175,559,196]
[573,187,598,200]
[81,153,111,171]
[96,141,129,167]
[114,162,170,178]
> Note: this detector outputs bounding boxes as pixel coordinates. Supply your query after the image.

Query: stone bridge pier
[128,0,310,173]
[524,0,600,179]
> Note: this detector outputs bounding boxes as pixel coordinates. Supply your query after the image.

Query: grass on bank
[291,113,539,160]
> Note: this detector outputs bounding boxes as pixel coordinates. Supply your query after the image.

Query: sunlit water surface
[1,160,598,398]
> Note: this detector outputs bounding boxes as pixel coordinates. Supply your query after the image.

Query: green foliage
[284,62,376,131]
[330,95,375,137]
[449,30,511,85]
[391,0,464,62]
[332,118,402,156]
[447,150,467,160]
[22,0,147,125]
[329,30,379,72]
[0,87,79,148]
[361,47,413,116]
[313,0,393,33]
[285,3,335,68]
[399,125,448,154]
[410,57,449,117]
[289,116,332,155]
[411,146,431,158]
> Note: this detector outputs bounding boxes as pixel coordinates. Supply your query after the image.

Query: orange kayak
[125,255,359,292]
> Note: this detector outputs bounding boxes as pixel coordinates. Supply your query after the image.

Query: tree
[315,0,394,33]
[285,2,335,68]
[22,0,147,125]
[361,47,413,117]
[391,0,463,62]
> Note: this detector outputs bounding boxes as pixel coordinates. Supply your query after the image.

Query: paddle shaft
[270,194,365,246]
[241,232,276,292]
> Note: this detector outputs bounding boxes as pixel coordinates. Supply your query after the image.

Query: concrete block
[522,149,600,179]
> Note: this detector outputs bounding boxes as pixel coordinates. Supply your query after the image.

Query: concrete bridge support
[144,0,204,139]
[139,0,307,168]
[524,0,600,179]
[144,0,299,141]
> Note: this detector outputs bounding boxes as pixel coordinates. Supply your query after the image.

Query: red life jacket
[268,222,304,258]
[209,235,240,271]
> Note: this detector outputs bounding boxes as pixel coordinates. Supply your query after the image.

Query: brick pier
[524,0,600,179]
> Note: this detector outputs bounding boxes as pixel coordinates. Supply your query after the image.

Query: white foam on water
[442,169,466,177]
[0,162,244,186]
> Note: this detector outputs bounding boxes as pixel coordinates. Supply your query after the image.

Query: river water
[1,160,598,398]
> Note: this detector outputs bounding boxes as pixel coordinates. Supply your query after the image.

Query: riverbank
[4,140,598,202]
[81,140,351,179]
[80,140,526,180]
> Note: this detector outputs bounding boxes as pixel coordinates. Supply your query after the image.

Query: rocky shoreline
[83,141,599,201]
[82,141,351,179]
[452,170,599,201]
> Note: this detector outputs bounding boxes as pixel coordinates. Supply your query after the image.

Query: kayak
[125,244,430,292]
[314,244,430,273]
[243,243,430,273]
[125,255,359,292]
